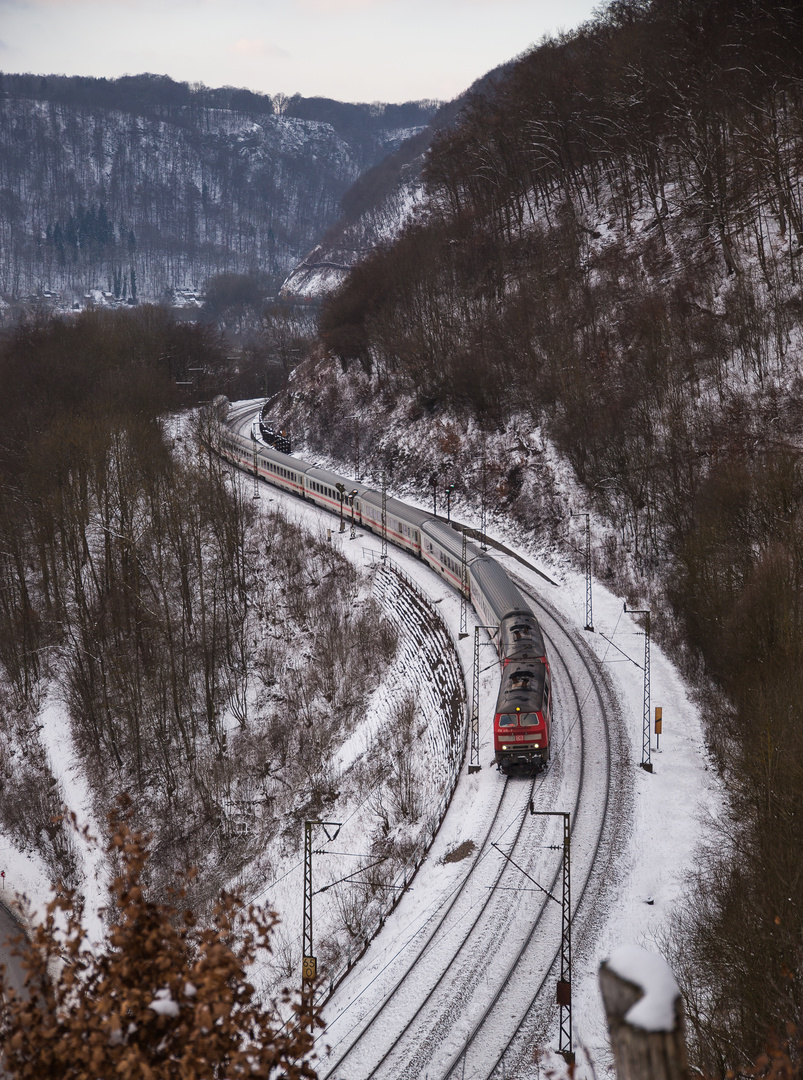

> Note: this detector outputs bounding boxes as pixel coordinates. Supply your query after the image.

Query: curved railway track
[220,402,630,1078]
[318,775,533,1077]
[438,577,629,1079]
[318,580,627,1080]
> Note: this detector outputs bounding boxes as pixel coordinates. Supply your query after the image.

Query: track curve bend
[217,402,631,1078]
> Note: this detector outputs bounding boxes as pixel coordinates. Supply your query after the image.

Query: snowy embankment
[0,398,718,1078]
[227,403,720,1077]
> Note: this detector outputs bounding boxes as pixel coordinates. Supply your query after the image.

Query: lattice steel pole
[570,510,593,631]
[302,820,341,991]
[558,813,573,1062]
[480,451,488,551]
[625,603,652,772]
[470,625,496,773]
[302,822,315,985]
[530,809,573,1064]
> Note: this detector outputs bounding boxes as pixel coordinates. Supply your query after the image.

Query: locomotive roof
[495,662,546,712]
[470,557,532,624]
[499,610,546,657]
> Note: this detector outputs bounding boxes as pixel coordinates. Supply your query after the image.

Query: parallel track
[220,403,628,1078]
[438,578,624,1079]
[319,775,530,1077]
[321,582,623,1080]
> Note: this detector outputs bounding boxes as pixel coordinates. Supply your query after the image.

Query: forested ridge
[0,72,438,306]
[307,0,803,1070]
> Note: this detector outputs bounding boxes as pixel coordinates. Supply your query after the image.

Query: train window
[498,713,518,727]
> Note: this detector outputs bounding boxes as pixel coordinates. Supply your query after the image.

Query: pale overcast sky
[0,0,602,104]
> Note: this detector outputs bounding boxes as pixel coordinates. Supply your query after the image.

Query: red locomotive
[493,612,551,772]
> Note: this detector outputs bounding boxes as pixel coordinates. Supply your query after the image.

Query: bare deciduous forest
[305,0,803,1070]
[0,310,400,929]
[1,0,802,1069]
[0,72,440,303]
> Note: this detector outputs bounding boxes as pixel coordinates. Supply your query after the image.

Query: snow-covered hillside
[0,77,438,306]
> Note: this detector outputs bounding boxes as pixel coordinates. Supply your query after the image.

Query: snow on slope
[238,403,720,1077]
[0,400,718,1078]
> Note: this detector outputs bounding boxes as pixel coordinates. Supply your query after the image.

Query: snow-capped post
[599,946,690,1080]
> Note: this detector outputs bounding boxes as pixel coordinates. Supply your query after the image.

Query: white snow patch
[606,945,681,1032]
[149,988,180,1018]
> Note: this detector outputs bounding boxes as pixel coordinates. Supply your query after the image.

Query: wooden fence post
[599,946,690,1080]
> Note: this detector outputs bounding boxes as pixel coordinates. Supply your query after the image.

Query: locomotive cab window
[498,713,518,727]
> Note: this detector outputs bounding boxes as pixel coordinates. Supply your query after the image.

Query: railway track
[438,577,629,1079]
[318,775,533,1077]
[318,578,627,1080]
[219,402,630,1078]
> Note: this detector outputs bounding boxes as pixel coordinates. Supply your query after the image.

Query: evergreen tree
[98,203,111,246]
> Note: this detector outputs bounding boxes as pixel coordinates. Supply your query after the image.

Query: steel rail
[217,404,622,1079]
[440,580,619,1080]
[415,613,591,1080]
[318,775,531,1077]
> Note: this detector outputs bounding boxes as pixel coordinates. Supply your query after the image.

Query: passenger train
[216,404,552,773]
